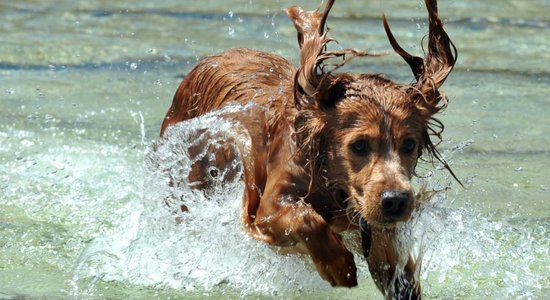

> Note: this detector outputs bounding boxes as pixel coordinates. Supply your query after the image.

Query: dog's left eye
[401,138,416,155]
[351,139,370,156]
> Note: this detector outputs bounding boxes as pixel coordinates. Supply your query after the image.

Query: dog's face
[319,75,423,226]
[294,74,433,227]
[288,0,456,228]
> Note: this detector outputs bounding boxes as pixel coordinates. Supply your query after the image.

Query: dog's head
[288,0,457,226]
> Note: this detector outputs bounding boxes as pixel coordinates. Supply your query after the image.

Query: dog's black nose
[380,190,409,218]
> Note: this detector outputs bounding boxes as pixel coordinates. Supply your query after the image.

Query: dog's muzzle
[380,190,410,220]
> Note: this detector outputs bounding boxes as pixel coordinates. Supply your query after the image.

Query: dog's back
[161,48,295,135]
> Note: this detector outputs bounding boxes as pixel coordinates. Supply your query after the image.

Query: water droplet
[209,167,219,178]
[227,26,235,36]
[211,61,219,68]
[6,88,15,95]
[263,32,270,39]
[130,62,138,70]
[515,166,523,172]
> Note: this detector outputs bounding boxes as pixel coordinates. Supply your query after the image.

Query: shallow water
[1,0,549,299]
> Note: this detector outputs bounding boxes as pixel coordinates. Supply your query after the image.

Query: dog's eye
[351,139,370,156]
[402,138,416,155]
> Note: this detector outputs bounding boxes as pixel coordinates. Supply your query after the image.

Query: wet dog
[159,0,456,298]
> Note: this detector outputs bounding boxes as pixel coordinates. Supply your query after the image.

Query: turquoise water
[1,0,549,298]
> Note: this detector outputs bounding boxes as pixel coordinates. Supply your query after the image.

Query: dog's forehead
[332,77,422,135]
[348,76,406,100]
[341,78,416,114]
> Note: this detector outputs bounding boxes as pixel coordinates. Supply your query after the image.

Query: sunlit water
[1,0,549,299]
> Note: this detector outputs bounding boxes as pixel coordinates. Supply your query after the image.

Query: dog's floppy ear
[384,0,462,186]
[286,0,336,105]
[286,0,366,108]
[383,0,457,116]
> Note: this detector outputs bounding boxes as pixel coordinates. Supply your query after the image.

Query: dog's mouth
[378,218,407,226]
[372,209,413,228]
[336,188,413,229]
[341,187,414,228]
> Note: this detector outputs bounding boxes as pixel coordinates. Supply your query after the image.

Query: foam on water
[1,104,547,298]
[409,192,548,298]
[70,105,334,298]
[64,104,548,298]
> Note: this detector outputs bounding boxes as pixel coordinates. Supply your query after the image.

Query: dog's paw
[317,249,357,287]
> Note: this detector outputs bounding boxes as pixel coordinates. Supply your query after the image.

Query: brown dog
[159,0,456,298]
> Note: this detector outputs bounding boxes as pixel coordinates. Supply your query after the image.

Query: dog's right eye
[351,139,370,156]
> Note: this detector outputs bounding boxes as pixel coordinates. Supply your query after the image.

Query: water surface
[1,0,549,298]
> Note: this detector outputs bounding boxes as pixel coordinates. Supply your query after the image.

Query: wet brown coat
[160,0,456,298]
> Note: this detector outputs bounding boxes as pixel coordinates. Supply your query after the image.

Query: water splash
[410,186,548,298]
[70,105,331,298]
[67,105,548,298]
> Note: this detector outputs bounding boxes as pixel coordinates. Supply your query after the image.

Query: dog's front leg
[254,196,357,287]
[367,228,421,299]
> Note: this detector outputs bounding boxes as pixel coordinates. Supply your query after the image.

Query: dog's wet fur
[159,0,457,298]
